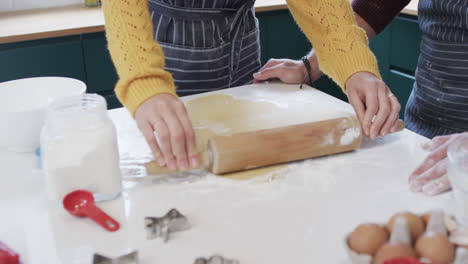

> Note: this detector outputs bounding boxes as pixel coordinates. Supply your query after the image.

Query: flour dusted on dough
[146,93,356,180]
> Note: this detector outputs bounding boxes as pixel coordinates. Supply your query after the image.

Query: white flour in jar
[41,95,122,202]
[42,124,122,202]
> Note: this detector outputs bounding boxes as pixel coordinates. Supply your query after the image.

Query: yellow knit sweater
[102,0,381,115]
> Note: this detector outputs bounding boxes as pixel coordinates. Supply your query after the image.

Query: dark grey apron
[148,0,260,96]
[405,0,468,138]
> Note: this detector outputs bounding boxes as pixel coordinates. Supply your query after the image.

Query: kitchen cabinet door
[104,94,123,110]
[82,32,119,96]
[0,36,86,83]
[369,26,392,83]
[388,69,415,119]
[257,10,311,63]
[82,32,122,109]
[256,12,269,65]
[390,15,422,75]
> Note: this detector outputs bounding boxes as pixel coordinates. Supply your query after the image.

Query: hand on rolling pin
[409,132,466,196]
[345,72,401,140]
[135,94,200,171]
[252,53,401,139]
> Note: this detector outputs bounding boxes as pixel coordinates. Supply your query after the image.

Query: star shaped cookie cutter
[93,251,138,264]
[145,208,190,242]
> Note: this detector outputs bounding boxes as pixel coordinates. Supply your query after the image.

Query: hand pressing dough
[146,94,351,180]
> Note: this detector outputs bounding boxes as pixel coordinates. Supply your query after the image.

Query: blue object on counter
[35,147,42,169]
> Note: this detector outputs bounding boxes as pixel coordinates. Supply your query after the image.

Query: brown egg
[373,243,418,264]
[387,212,425,242]
[421,212,431,228]
[348,223,389,256]
[416,233,455,264]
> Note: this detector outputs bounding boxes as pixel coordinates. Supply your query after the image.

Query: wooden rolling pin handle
[208,116,363,174]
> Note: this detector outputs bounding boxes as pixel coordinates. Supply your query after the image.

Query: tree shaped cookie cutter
[194,255,240,264]
[145,208,190,242]
[93,251,138,264]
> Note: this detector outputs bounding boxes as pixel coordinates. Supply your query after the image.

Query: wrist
[306,51,323,82]
[301,56,313,87]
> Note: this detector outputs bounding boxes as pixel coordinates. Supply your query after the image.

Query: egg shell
[373,243,418,264]
[345,211,459,264]
[349,224,389,256]
[416,233,455,264]
[387,212,425,243]
[421,212,431,228]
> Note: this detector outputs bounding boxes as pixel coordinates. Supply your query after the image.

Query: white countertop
[0,84,454,264]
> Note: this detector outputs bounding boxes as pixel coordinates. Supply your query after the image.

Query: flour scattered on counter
[340,127,361,145]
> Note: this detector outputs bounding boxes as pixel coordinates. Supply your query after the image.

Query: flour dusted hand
[409,132,466,196]
[345,72,401,140]
[135,94,200,170]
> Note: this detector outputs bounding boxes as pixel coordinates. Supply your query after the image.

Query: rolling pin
[147,117,405,175]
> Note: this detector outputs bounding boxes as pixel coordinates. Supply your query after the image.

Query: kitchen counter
[0,83,453,263]
[0,0,419,44]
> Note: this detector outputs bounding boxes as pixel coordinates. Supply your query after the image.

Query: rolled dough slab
[146,84,355,180]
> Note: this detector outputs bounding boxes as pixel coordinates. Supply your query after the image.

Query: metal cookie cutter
[145,208,190,242]
[194,255,240,264]
[93,251,138,264]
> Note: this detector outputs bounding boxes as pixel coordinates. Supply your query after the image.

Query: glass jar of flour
[41,94,122,202]
[448,134,468,229]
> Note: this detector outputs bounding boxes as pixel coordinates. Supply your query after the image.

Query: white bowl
[0,77,86,152]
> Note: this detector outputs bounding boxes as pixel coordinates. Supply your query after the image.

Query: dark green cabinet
[104,94,122,110]
[390,15,421,75]
[82,32,121,109]
[0,36,86,84]
[0,34,122,109]
[369,26,392,82]
[372,14,421,118]
[389,69,415,118]
[257,10,311,64]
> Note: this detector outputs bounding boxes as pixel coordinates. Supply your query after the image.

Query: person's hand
[135,93,200,171]
[345,72,401,139]
[409,133,465,196]
[252,57,322,84]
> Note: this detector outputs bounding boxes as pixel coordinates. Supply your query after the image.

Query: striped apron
[148,0,261,96]
[405,0,468,138]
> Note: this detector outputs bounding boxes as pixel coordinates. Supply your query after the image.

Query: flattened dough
[146,93,351,180]
[147,94,294,180]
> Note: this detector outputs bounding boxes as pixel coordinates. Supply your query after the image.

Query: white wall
[0,0,82,13]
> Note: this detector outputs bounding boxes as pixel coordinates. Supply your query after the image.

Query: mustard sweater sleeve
[102,0,176,115]
[286,0,382,90]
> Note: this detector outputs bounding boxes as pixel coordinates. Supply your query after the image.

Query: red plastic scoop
[0,241,20,264]
[63,190,120,232]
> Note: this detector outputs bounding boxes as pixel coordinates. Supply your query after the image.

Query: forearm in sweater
[102,0,176,115]
[286,0,381,90]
